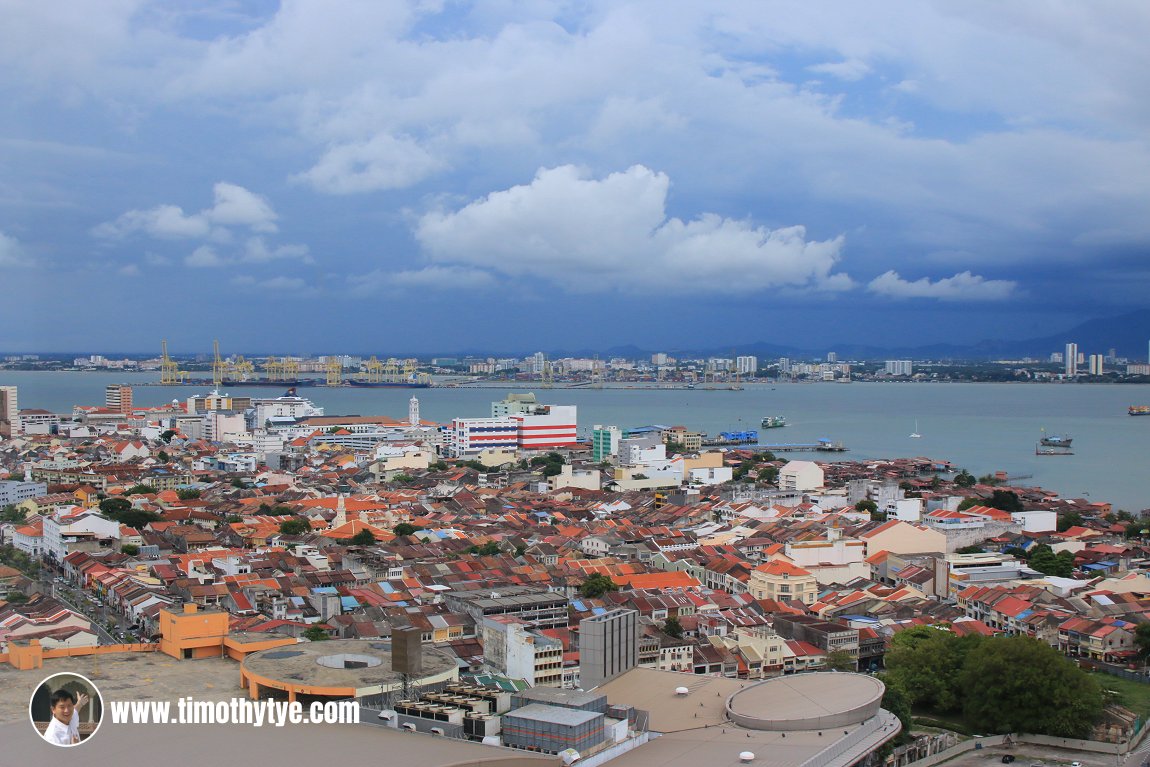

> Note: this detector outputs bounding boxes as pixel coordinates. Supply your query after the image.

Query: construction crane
[363,356,385,383]
[324,357,343,387]
[231,355,255,382]
[212,340,226,387]
[264,356,284,382]
[160,340,187,385]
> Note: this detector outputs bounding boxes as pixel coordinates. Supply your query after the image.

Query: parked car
[1000,756,1015,764]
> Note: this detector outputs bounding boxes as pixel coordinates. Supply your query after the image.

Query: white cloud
[0,231,27,267]
[93,182,278,240]
[807,59,872,82]
[296,134,446,194]
[231,275,309,292]
[867,270,1017,301]
[415,164,851,295]
[185,245,224,268]
[93,204,212,240]
[207,182,278,232]
[241,237,311,264]
[349,265,497,297]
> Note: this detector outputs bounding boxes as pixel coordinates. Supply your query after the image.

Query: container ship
[1130,405,1150,416]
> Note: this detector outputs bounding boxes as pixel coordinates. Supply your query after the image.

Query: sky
[2,1,1150,356]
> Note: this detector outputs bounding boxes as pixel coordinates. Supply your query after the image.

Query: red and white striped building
[447,404,578,457]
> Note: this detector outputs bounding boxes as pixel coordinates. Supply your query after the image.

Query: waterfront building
[884,359,913,376]
[447,416,519,457]
[736,355,758,375]
[1065,342,1078,376]
[1089,354,1104,376]
[104,384,133,415]
[0,385,16,438]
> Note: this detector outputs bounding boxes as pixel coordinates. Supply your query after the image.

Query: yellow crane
[212,340,226,387]
[363,356,385,383]
[264,356,281,381]
[231,355,255,382]
[324,357,343,386]
[159,339,187,385]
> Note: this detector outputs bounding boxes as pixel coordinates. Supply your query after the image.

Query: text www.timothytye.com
[109,698,360,727]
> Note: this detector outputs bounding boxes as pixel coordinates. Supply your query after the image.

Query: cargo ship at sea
[1130,405,1150,416]
[346,379,431,388]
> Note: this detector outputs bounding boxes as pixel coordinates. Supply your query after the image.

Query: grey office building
[579,608,639,689]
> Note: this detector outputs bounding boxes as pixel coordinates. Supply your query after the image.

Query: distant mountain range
[595,309,1150,362]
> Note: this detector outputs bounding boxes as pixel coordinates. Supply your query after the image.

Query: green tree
[279,518,309,535]
[825,649,856,671]
[176,488,201,500]
[961,636,1103,737]
[99,497,133,516]
[854,499,878,514]
[393,522,422,537]
[121,543,140,555]
[390,473,414,484]
[884,627,982,713]
[4,591,28,603]
[0,505,25,523]
[879,681,913,745]
[957,497,981,511]
[987,489,1024,513]
[956,545,985,555]
[119,510,161,529]
[1126,520,1150,538]
[1134,622,1150,660]
[303,625,329,641]
[1057,510,1084,532]
[954,469,976,488]
[468,541,501,556]
[757,466,779,484]
[429,460,448,471]
[231,478,248,489]
[160,429,177,443]
[663,616,684,639]
[157,450,170,463]
[579,573,619,598]
[125,484,158,496]
[351,529,376,546]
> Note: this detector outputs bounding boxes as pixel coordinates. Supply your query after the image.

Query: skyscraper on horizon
[1065,342,1078,376]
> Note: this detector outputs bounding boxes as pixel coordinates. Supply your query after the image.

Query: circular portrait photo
[29,672,103,747]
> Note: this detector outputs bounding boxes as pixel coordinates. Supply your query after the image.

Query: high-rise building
[1088,354,1104,376]
[826,352,838,363]
[0,386,16,438]
[736,356,758,376]
[408,396,420,427]
[579,608,639,689]
[105,384,133,415]
[591,425,621,462]
[884,360,913,376]
[1065,343,1078,377]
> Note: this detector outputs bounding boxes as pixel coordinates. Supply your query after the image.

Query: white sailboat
[910,419,921,438]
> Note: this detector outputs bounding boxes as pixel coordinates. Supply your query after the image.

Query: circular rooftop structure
[725,673,885,731]
[241,639,458,701]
